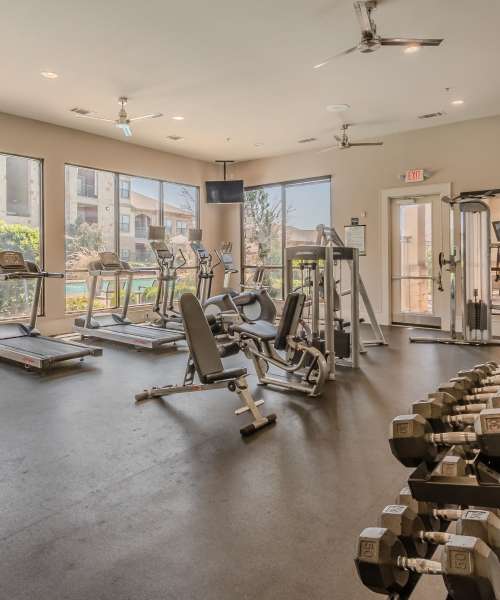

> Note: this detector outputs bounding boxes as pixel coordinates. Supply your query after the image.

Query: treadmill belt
[106,324,183,340]
[0,336,90,358]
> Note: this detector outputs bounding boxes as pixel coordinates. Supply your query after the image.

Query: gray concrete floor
[1,326,499,600]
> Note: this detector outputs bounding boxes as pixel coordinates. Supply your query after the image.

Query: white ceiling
[1,0,500,162]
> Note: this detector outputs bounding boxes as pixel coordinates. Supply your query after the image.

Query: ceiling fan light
[451,99,464,105]
[404,44,420,54]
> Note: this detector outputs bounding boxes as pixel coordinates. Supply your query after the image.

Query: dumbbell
[389,409,500,467]
[356,527,500,599]
[396,486,441,531]
[439,380,498,403]
[458,368,500,389]
[433,508,500,559]
[380,504,500,559]
[412,395,500,432]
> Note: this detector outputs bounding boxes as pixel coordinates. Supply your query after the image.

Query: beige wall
[227,114,500,325]
[0,111,224,334]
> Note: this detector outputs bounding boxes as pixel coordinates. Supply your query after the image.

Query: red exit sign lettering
[405,169,425,183]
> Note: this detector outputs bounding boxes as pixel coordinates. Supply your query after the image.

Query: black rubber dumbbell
[355,527,500,599]
[396,486,441,531]
[412,395,500,432]
[381,504,500,559]
[389,409,500,467]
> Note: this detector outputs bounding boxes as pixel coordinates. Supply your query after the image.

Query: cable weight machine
[411,191,500,345]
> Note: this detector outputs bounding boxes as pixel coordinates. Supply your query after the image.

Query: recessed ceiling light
[254,142,264,147]
[172,115,185,121]
[166,135,184,141]
[40,71,59,79]
[451,99,464,105]
[326,104,350,113]
[404,45,420,54]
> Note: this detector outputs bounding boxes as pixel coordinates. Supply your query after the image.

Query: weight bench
[233,292,328,397]
[135,293,276,437]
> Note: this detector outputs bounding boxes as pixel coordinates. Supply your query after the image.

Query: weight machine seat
[181,293,245,385]
[233,320,278,342]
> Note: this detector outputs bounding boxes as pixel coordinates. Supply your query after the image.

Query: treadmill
[74,252,185,349]
[0,250,102,370]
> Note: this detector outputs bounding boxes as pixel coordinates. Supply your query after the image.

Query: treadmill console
[98,252,123,270]
[0,251,27,272]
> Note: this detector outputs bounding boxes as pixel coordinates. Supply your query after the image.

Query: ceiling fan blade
[380,37,443,47]
[313,46,358,69]
[349,141,384,146]
[129,113,163,121]
[318,145,337,153]
[76,114,114,122]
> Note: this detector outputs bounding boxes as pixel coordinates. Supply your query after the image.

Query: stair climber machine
[189,229,276,328]
[74,252,185,349]
[0,250,102,369]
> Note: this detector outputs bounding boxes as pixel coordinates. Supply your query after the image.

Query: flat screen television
[206,180,244,204]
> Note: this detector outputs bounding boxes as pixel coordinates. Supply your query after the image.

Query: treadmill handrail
[88,267,157,276]
[0,271,64,281]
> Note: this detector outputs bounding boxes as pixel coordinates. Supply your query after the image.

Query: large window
[242,178,331,298]
[163,182,199,297]
[64,166,199,312]
[0,153,42,320]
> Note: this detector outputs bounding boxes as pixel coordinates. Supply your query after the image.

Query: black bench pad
[205,367,247,383]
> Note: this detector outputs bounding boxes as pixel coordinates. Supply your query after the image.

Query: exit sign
[405,169,425,183]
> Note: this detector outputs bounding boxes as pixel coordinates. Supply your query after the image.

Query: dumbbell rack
[409,447,500,509]
[356,361,500,600]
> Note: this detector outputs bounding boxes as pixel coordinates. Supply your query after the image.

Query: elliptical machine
[148,225,186,331]
[189,230,276,325]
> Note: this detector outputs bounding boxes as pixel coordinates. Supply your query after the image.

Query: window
[120,214,130,233]
[65,166,116,313]
[65,167,199,312]
[163,182,199,297]
[77,168,98,198]
[242,178,331,299]
[176,220,188,236]
[6,156,30,217]
[120,178,131,199]
[77,204,98,225]
[0,153,42,320]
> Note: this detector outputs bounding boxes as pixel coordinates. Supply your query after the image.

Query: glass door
[391,196,440,326]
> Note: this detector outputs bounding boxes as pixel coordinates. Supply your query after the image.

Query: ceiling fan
[321,123,383,151]
[71,97,162,137]
[314,0,444,69]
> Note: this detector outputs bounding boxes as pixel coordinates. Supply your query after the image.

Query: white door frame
[380,182,452,326]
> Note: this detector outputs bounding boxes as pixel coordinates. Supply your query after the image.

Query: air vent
[70,107,91,115]
[166,135,184,141]
[418,111,445,120]
[298,137,317,144]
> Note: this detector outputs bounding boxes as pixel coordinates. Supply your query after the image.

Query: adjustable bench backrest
[274,292,305,351]
[180,293,224,384]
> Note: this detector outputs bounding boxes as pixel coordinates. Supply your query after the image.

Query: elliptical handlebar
[175,248,187,270]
